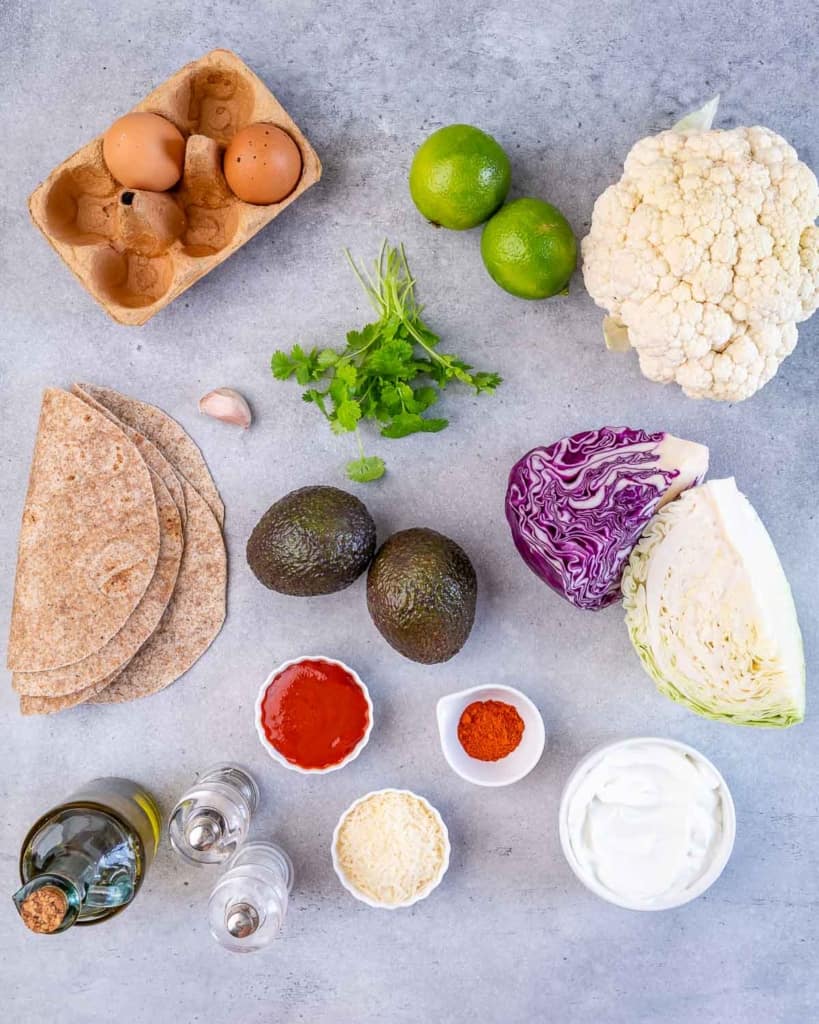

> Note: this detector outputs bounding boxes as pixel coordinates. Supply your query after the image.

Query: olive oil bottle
[13,778,161,934]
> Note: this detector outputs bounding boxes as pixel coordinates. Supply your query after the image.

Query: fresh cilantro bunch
[272,242,501,482]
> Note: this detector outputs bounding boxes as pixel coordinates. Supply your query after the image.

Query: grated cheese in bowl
[332,789,450,909]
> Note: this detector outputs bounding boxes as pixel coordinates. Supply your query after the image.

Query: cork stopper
[19,885,68,934]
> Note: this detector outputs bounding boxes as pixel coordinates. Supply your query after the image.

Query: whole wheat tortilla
[19,662,130,715]
[77,383,224,527]
[13,472,183,697]
[92,480,226,702]
[72,386,227,700]
[72,383,186,526]
[7,389,160,672]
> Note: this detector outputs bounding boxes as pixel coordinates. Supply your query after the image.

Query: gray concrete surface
[2,1,818,1022]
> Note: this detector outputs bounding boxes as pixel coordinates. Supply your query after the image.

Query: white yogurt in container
[559,738,735,911]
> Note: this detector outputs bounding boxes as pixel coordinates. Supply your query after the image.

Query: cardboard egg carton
[28,49,322,325]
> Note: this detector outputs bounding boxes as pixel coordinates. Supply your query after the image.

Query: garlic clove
[199,388,252,429]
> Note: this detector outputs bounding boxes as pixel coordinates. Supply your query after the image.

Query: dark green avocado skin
[366,528,477,664]
[247,486,376,596]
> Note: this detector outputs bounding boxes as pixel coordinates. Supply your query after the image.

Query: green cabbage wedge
[622,478,805,727]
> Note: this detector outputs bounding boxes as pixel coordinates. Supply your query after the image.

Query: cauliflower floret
[582,125,819,401]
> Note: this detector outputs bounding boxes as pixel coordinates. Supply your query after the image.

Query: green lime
[409,124,511,230]
[481,198,577,299]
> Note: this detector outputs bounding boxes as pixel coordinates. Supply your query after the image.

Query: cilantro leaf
[377,383,403,415]
[346,323,379,353]
[381,413,448,438]
[302,389,329,417]
[271,351,295,379]
[365,338,414,377]
[329,377,351,405]
[347,455,386,482]
[412,386,439,411]
[334,363,358,387]
[472,371,503,393]
[379,316,401,342]
[317,348,339,369]
[335,399,362,431]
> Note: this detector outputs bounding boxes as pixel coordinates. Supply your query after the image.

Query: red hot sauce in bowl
[258,658,371,771]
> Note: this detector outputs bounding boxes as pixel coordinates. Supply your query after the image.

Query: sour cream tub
[558,737,736,911]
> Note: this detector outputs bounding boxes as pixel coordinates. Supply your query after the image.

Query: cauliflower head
[582,125,819,401]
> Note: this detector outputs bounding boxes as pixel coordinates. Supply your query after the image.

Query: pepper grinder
[169,765,259,865]
[208,841,294,953]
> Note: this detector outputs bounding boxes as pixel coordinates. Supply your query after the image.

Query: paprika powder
[457,699,525,761]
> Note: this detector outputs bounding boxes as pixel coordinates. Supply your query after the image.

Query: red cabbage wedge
[505,427,708,610]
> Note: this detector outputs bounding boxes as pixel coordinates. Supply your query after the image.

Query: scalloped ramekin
[255,655,373,775]
[331,788,451,909]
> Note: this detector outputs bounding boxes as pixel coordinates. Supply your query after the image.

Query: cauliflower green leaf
[672,95,720,133]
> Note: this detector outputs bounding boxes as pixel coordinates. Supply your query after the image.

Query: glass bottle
[13,778,161,933]
[208,841,293,953]
[168,764,259,866]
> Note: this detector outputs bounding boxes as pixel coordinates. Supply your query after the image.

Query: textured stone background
[1,2,817,1022]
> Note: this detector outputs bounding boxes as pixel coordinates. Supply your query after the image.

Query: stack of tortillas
[7,385,227,714]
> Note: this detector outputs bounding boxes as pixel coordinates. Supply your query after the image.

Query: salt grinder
[169,765,259,865]
[208,841,294,952]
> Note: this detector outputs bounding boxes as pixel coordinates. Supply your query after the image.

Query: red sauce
[260,658,370,770]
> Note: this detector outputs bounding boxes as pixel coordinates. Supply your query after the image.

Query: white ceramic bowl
[436,684,546,787]
[558,736,736,911]
[255,655,373,775]
[331,788,451,909]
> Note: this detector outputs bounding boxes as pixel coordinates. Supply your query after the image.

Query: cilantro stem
[351,242,465,378]
[345,241,388,318]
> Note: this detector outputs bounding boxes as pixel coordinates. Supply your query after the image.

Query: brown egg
[103,112,185,191]
[223,123,302,205]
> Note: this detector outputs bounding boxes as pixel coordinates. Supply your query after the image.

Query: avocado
[247,485,376,596]
[366,528,477,664]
